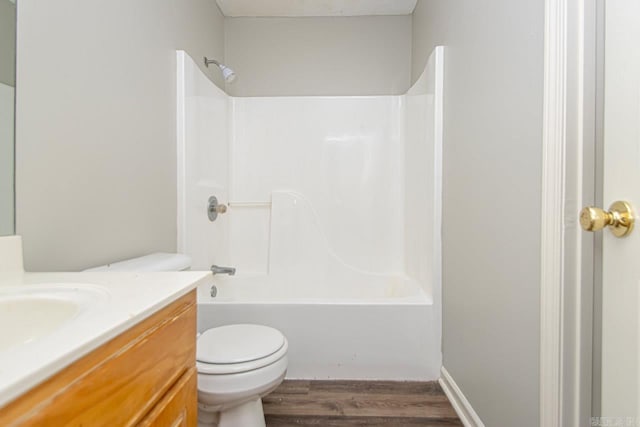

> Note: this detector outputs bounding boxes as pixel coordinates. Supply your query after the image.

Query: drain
[210,285,218,298]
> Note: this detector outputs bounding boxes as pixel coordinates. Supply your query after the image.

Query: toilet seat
[197,324,288,375]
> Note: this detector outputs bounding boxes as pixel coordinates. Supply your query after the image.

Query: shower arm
[204,57,220,68]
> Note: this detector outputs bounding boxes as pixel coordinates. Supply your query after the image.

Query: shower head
[219,64,236,83]
[204,57,236,83]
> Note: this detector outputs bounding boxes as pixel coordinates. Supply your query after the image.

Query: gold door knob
[579,200,635,237]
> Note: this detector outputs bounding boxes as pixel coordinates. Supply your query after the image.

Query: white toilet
[86,253,289,427]
[197,324,288,427]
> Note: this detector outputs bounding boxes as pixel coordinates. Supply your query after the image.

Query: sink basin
[0,298,79,352]
[0,284,109,352]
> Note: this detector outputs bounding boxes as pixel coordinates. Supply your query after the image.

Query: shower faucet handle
[208,196,227,221]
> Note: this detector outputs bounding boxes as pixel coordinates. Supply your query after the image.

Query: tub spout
[211,264,236,276]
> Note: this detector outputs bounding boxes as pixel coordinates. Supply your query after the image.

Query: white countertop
[0,271,212,408]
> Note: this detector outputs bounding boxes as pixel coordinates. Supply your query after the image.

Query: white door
[599,0,640,419]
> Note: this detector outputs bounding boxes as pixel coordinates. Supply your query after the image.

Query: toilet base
[198,398,266,427]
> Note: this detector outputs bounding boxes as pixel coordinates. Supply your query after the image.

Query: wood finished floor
[263,380,463,426]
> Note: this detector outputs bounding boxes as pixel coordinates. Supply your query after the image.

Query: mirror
[0,0,15,236]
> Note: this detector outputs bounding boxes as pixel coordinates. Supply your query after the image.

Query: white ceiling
[215,0,418,17]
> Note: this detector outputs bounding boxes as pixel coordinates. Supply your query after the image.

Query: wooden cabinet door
[138,367,197,427]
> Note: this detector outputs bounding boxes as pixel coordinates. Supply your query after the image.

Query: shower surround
[176,49,443,380]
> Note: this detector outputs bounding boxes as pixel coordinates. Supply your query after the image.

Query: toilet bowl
[85,253,289,427]
[197,324,288,427]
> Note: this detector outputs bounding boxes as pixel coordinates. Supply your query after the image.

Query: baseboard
[439,367,485,427]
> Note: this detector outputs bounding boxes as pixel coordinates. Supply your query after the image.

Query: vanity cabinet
[138,367,197,426]
[0,290,197,426]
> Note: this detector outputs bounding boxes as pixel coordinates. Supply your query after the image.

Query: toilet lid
[197,324,285,364]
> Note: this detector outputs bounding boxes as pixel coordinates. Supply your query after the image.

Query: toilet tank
[84,253,192,272]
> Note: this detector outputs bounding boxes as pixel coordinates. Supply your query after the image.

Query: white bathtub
[197,274,441,381]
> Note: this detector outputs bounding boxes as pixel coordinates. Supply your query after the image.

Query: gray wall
[0,0,16,86]
[412,1,543,426]
[225,16,412,96]
[16,0,225,271]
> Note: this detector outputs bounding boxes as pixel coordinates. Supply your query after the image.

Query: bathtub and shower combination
[176,48,444,381]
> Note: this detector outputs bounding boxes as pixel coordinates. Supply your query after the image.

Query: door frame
[540,0,599,426]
